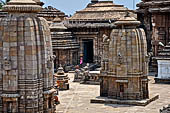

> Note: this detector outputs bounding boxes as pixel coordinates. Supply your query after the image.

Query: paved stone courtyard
[55,73,170,113]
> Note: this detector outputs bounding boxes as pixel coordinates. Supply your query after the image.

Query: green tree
[0,0,5,9]
[0,0,10,9]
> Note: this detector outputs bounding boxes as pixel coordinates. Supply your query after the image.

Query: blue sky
[41,0,141,15]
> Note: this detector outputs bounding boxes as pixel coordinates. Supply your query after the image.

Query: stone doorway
[119,83,124,99]
[83,39,94,63]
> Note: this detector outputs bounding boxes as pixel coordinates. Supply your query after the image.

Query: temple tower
[100,13,149,100]
[0,0,55,112]
[50,17,79,70]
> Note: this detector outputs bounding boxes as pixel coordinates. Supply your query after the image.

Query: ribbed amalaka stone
[0,0,55,113]
[100,13,149,100]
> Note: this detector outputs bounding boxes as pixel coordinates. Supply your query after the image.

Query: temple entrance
[83,39,94,63]
[119,83,124,99]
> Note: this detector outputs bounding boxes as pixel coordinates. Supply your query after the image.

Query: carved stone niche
[3,57,12,71]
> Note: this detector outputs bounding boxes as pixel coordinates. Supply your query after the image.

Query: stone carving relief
[3,57,12,71]
[102,34,110,43]
[47,55,56,69]
[102,34,110,71]
[117,52,124,64]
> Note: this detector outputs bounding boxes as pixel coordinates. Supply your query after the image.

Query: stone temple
[0,0,55,112]
[66,0,136,65]
[100,13,149,100]
[137,0,170,83]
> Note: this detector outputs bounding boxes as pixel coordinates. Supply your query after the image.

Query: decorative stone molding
[2,0,42,13]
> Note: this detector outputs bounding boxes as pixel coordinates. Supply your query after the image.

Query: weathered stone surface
[100,13,149,100]
[55,66,69,90]
[65,0,136,65]
[50,18,79,69]
[37,6,67,24]
[56,74,169,113]
[0,0,55,113]
[137,0,170,73]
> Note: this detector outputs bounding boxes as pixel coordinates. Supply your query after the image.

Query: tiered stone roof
[0,0,43,17]
[50,18,79,50]
[115,12,141,27]
[137,0,170,13]
[0,9,7,18]
[156,44,170,59]
[3,0,42,13]
[66,0,136,28]
[37,6,67,21]
[33,0,44,6]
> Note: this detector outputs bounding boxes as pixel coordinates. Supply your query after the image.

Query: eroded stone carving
[3,57,11,71]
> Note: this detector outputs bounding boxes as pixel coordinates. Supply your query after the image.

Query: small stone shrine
[55,66,69,90]
[50,17,79,70]
[154,44,170,83]
[0,0,55,112]
[100,12,149,100]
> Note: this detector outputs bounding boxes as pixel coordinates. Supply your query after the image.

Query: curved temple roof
[69,1,136,21]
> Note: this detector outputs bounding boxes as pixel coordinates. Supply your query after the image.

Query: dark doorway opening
[120,84,124,93]
[83,39,94,63]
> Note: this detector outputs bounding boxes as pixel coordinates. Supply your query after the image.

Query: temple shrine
[0,0,56,112]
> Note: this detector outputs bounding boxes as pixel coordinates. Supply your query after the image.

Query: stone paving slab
[55,73,170,113]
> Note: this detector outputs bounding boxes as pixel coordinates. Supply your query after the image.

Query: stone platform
[91,94,159,106]
[155,78,170,84]
[73,79,82,82]
[80,81,100,85]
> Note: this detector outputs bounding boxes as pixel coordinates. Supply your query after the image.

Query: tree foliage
[0,0,10,9]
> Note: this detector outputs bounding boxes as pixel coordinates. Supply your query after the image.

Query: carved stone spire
[2,0,42,13]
